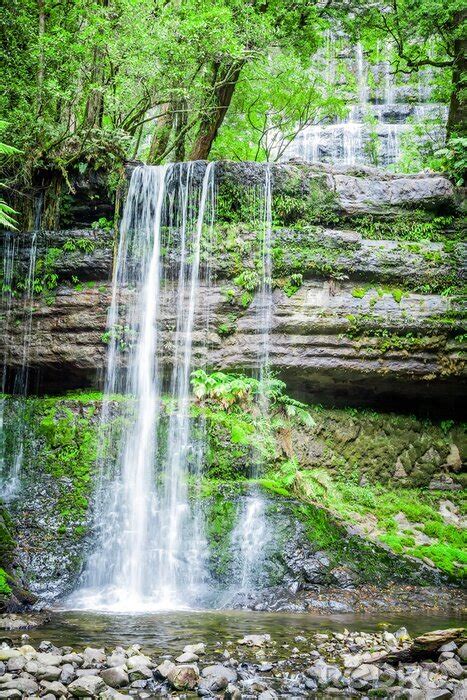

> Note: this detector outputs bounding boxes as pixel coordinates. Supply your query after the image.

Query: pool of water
[8,609,466,654]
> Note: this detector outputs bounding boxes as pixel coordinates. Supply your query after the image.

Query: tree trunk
[382,628,466,664]
[174,99,188,162]
[84,0,109,129]
[37,0,45,115]
[189,60,244,161]
[447,25,466,136]
[148,103,174,164]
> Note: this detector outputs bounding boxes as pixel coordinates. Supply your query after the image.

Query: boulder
[167,664,199,690]
[67,675,106,696]
[155,659,175,679]
[1,678,39,695]
[100,667,129,689]
[440,658,464,679]
[40,680,69,697]
[183,643,206,655]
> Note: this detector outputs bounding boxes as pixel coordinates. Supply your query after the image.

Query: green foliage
[263,463,466,579]
[91,217,114,233]
[0,121,21,230]
[282,273,303,297]
[434,136,467,186]
[217,313,238,337]
[0,568,11,596]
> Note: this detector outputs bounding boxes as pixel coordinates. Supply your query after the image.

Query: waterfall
[279,39,446,168]
[1,195,41,499]
[230,165,273,597]
[70,162,215,611]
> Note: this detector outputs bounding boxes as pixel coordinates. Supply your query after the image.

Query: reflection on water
[8,610,466,653]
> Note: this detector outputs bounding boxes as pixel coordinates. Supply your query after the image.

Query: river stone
[18,645,36,656]
[60,663,76,684]
[67,675,106,696]
[1,678,39,695]
[40,680,69,696]
[75,668,100,677]
[126,654,152,670]
[0,690,21,699]
[183,643,206,656]
[0,662,4,676]
[155,660,175,679]
[237,635,271,647]
[176,651,199,663]
[351,663,380,689]
[224,683,242,700]
[458,644,467,662]
[82,648,106,666]
[0,651,20,662]
[342,654,362,669]
[440,659,464,679]
[36,653,62,667]
[37,665,62,681]
[167,664,199,690]
[61,654,83,667]
[6,657,25,672]
[106,653,126,668]
[306,661,342,688]
[452,679,467,699]
[201,664,237,683]
[128,665,152,681]
[100,667,129,689]
[258,691,278,700]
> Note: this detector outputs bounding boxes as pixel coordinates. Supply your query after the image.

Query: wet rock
[200,664,237,692]
[452,679,467,699]
[126,654,152,670]
[166,664,199,691]
[237,635,271,647]
[75,668,100,677]
[350,663,380,689]
[1,678,39,695]
[67,674,106,696]
[82,647,106,666]
[176,651,198,663]
[40,680,69,697]
[36,665,62,682]
[128,666,152,682]
[155,660,175,679]
[6,657,25,673]
[258,690,278,700]
[60,663,76,684]
[440,658,464,679]
[306,660,342,688]
[0,690,21,699]
[183,643,206,655]
[342,653,362,669]
[224,683,242,700]
[61,653,83,667]
[100,667,129,689]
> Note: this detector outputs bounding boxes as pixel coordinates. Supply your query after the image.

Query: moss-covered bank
[1,375,465,608]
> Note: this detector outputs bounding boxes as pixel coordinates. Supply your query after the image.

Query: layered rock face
[1,163,464,411]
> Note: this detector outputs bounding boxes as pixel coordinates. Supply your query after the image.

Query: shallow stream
[7,610,465,654]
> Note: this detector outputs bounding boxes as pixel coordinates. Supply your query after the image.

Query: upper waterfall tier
[0,162,464,413]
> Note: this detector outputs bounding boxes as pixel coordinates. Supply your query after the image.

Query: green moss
[0,568,11,596]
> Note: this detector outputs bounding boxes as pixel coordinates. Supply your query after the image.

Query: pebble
[0,627,464,699]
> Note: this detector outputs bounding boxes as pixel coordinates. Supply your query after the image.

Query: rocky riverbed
[0,626,465,699]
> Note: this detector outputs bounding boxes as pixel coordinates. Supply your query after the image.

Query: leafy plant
[0,121,21,229]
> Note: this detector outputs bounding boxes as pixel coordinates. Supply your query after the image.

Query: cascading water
[279,38,447,168]
[1,195,41,499]
[230,165,273,596]
[70,162,215,611]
